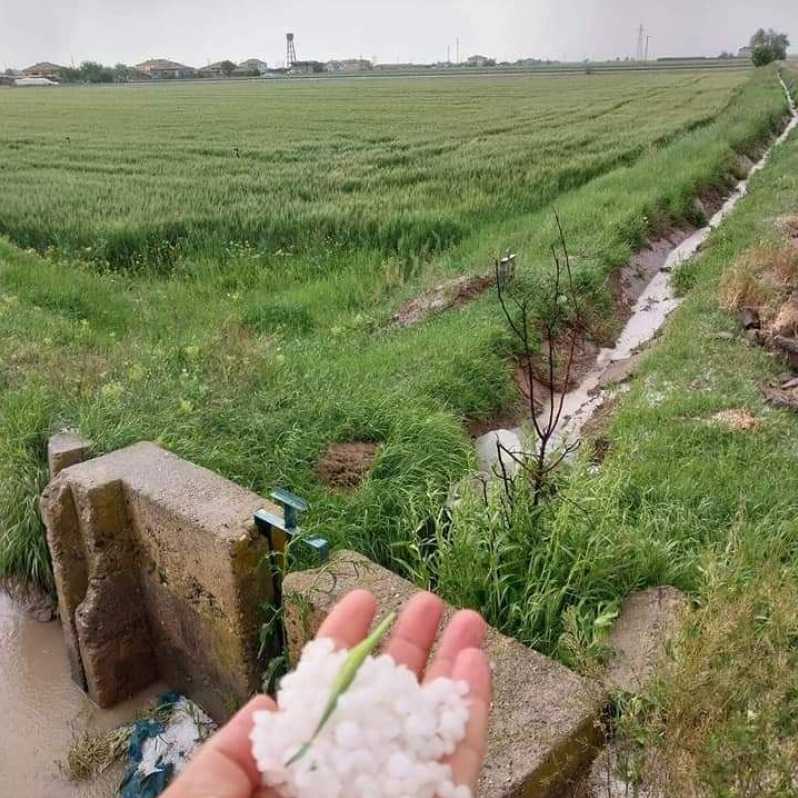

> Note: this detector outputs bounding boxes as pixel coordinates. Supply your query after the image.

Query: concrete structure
[40,440,276,721]
[604,586,688,695]
[325,59,373,73]
[135,58,196,79]
[22,61,64,79]
[48,432,92,477]
[283,551,602,798]
[237,58,269,75]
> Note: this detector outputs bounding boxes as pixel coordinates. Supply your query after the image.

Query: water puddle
[0,591,165,798]
[477,74,798,473]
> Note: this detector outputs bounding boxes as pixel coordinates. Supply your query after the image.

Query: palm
[164,590,491,798]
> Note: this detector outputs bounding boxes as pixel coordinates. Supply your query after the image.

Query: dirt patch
[534,333,601,392]
[734,153,757,179]
[579,394,625,465]
[391,273,492,328]
[762,381,798,412]
[317,441,380,489]
[696,184,728,221]
[598,353,643,390]
[720,244,798,315]
[719,243,798,369]
[709,409,761,431]
[769,293,798,337]
[466,409,525,438]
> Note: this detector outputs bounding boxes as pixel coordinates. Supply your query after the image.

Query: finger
[384,592,443,677]
[315,589,377,650]
[446,648,492,790]
[162,694,276,798]
[423,609,486,683]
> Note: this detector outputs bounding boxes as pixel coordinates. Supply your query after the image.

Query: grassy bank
[0,67,790,592]
[402,69,798,784]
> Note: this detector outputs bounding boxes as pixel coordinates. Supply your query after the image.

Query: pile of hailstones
[251,637,473,798]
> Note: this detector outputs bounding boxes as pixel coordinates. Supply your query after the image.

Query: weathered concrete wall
[283,551,603,798]
[40,440,277,721]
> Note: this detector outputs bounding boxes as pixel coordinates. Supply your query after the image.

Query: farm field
[0,64,793,656]
[1,69,752,265]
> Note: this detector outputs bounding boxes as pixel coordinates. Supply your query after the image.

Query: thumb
[162,695,276,798]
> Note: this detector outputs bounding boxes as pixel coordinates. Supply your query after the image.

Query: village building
[197,61,230,78]
[236,58,269,75]
[22,62,64,80]
[466,54,496,67]
[134,58,196,79]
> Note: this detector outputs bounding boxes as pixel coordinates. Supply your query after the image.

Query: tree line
[57,62,137,83]
[750,28,790,66]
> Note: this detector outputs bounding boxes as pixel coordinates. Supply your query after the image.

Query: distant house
[325,59,373,73]
[197,61,230,78]
[236,58,269,75]
[738,46,753,58]
[22,62,64,80]
[466,55,496,67]
[135,58,196,79]
[288,60,324,75]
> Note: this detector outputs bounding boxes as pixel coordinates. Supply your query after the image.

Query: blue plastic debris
[119,691,216,798]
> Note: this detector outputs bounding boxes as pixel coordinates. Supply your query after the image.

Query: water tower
[286,33,297,67]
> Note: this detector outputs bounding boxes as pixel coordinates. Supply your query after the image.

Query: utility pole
[645,34,651,62]
[456,37,460,65]
[447,45,450,64]
[636,24,644,61]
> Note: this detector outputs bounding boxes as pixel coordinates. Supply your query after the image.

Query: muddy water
[476,74,798,472]
[0,591,165,798]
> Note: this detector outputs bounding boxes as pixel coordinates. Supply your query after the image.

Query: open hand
[163,589,491,798]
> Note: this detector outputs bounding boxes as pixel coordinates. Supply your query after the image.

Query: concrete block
[47,431,91,478]
[604,586,688,695]
[283,551,602,798]
[40,441,279,720]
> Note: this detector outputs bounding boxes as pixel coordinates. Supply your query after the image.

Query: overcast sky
[2,0,796,70]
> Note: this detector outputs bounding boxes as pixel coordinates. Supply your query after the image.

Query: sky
[1,0,796,71]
